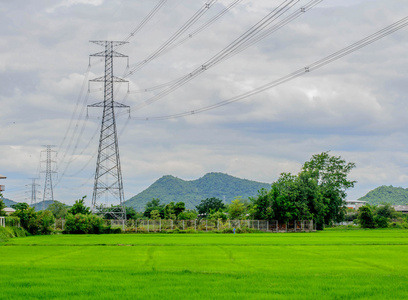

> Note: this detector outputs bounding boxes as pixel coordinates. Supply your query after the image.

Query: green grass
[1,230,408,299]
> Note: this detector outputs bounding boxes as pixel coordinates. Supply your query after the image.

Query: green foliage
[150,210,161,220]
[228,197,246,220]
[144,198,164,218]
[375,203,396,219]
[251,152,355,229]
[124,206,141,220]
[124,172,271,211]
[11,202,29,211]
[208,209,228,221]
[359,185,408,205]
[164,202,176,219]
[358,205,376,228]
[177,210,198,220]
[11,203,55,235]
[0,226,27,243]
[68,196,91,215]
[63,213,105,234]
[47,201,69,219]
[0,198,6,216]
[196,197,225,216]
[174,202,185,216]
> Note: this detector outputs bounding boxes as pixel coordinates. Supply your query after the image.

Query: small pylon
[41,145,57,210]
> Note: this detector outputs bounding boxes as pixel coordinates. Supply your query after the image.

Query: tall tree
[196,197,225,216]
[68,196,91,215]
[252,152,355,229]
[0,196,6,216]
[47,201,69,219]
[302,151,356,228]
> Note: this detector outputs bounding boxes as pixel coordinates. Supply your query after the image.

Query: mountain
[358,185,408,205]
[1,198,62,211]
[124,172,271,211]
[31,200,59,211]
[2,198,18,207]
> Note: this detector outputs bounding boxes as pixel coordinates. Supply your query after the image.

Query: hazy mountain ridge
[124,172,271,211]
[358,185,408,205]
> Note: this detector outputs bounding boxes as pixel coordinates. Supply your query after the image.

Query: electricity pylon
[41,145,57,210]
[88,40,129,220]
[27,178,40,207]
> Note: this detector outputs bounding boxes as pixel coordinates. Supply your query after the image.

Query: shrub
[374,215,389,228]
[357,205,376,228]
[63,213,105,234]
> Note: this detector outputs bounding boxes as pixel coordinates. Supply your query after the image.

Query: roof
[0,174,6,179]
[345,200,367,204]
[4,207,15,212]
[393,205,408,212]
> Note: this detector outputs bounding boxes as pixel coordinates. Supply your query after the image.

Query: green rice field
[1,229,408,299]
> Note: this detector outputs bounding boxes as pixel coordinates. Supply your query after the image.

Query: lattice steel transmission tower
[27,178,40,207]
[88,41,129,220]
[41,145,57,210]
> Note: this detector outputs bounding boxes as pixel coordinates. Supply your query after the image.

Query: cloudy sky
[1,0,408,206]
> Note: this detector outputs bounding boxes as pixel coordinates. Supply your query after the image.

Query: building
[0,174,6,192]
[345,200,367,210]
[392,205,408,214]
[3,207,15,215]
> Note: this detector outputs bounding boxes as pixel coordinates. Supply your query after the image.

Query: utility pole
[88,41,129,221]
[41,145,57,210]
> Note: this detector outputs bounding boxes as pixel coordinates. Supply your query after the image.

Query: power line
[129,15,408,121]
[120,0,311,114]
[125,0,218,77]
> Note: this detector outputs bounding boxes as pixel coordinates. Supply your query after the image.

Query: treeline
[0,152,358,234]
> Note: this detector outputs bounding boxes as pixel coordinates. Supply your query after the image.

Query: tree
[196,197,225,216]
[174,202,185,217]
[0,197,6,217]
[144,198,164,218]
[228,197,246,220]
[302,151,356,229]
[150,209,161,220]
[47,201,68,219]
[11,203,55,235]
[11,202,29,211]
[251,152,355,229]
[68,196,91,215]
[177,210,198,220]
[358,205,375,228]
[164,202,176,219]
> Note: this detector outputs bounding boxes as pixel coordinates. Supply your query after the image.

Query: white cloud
[1,0,408,205]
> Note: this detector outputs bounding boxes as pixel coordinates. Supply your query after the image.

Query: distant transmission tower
[41,145,57,210]
[88,41,129,220]
[27,178,40,207]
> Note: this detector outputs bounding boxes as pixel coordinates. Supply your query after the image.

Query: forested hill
[358,185,408,205]
[124,172,271,211]
[2,198,17,207]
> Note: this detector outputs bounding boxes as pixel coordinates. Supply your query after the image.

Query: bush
[63,213,105,234]
[357,205,376,228]
[0,226,27,242]
[374,215,389,228]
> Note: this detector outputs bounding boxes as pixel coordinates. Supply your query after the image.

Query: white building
[345,200,367,210]
[0,174,5,192]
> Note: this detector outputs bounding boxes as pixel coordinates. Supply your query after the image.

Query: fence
[0,217,20,227]
[106,219,315,233]
[1,217,315,232]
